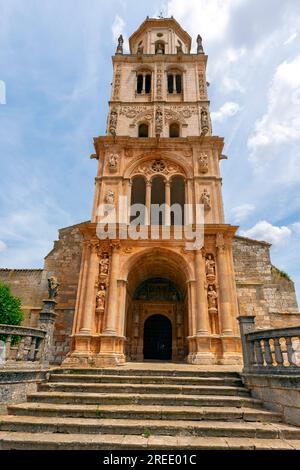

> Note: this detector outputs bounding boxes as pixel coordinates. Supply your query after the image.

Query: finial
[197,34,204,54]
[115,34,124,55]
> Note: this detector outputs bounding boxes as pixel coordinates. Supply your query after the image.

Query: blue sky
[0,0,300,300]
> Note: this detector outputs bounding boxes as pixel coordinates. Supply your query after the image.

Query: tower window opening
[167,73,182,94]
[137,74,143,94]
[169,123,180,138]
[138,123,149,138]
[145,74,151,94]
[136,73,151,94]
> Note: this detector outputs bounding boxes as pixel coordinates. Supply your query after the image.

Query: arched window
[136,73,151,94]
[155,41,165,54]
[167,72,182,94]
[138,123,149,138]
[151,176,166,225]
[169,123,180,138]
[130,176,146,224]
[171,176,185,225]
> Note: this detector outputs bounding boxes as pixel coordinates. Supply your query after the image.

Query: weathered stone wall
[0,269,45,326]
[243,373,300,427]
[232,236,299,329]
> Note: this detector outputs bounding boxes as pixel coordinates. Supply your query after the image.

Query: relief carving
[198,152,208,173]
[155,106,163,136]
[109,108,118,136]
[107,153,119,172]
[113,65,121,100]
[119,105,148,118]
[201,107,209,136]
[200,188,211,211]
[104,189,115,205]
[136,159,183,178]
[205,254,216,283]
[156,67,163,100]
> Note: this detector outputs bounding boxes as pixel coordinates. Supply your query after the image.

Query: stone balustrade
[0,324,46,366]
[238,316,300,373]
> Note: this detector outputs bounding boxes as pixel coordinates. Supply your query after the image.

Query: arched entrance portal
[144,314,172,360]
[123,248,192,363]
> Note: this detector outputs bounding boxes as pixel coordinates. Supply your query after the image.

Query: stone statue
[206,254,216,277]
[108,153,118,171]
[109,108,118,136]
[207,285,218,310]
[105,189,115,205]
[47,276,59,300]
[155,106,163,136]
[198,152,208,173]
[96,284,106,310]
[197,34,204,54]
[137,43,143,55]
[100,253,109,276]
[201,107,209,135]
[116,35,124,54]
[156,43,164,54]
[200,188,211,210]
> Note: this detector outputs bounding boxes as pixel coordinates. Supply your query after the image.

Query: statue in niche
[109,108,118,136]
[96,284,106,310]
[104,189,115,205]
[156,43,164,54]
[205,254,215,276]
[47,276,59,299]
[108,153,118,171]
[200,188,211,210]
[155,106,163,136]
[99,253,109,276]
[198,153,208,173]
[197,34,204,54]
[116,35,124,54]
[137,42,143,55]
[207,285,218,310]
[201,107,209,135]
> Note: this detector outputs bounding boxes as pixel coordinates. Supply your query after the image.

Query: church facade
[1,17,299,367]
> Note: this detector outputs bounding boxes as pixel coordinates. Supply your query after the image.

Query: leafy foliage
[0,283,24,343]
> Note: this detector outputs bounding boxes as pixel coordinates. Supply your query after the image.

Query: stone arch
[124,152,192,180]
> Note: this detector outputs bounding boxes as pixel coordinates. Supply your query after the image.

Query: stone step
[0,431,299,450]
[53,368,241,378]
[1,415,299,439]
[40,382,250,397]
[26,391,260,407]
[49,373,243,387]
[8,403,282,422]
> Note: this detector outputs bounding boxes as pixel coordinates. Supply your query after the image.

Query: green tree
[0,283,23,342]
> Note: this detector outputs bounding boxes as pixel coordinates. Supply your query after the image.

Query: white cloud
[291,222,300,234]
[0,241,7,253]
[284,32,298,46]
[240,221,292,246]
[166,0,242,44]
[231,204,255,223]
[222,76,245,93]
[225,47,246,63]
[248,54,300,167]
[211,101,241,123]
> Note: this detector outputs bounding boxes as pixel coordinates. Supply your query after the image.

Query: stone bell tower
[65,17,242,367]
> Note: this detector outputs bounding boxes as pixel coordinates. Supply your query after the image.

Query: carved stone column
[79,241,99,334]
[165,180,171,226]
[145,180,152,225]
[39,299,57,367]
[103,243,120,334]
[216,234,233,335]
[195,249,209,335]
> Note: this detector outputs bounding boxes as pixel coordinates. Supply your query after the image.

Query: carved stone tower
[65,17,241,367]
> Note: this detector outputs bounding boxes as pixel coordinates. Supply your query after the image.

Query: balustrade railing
[238,316,300,374]
[0,324,46,366]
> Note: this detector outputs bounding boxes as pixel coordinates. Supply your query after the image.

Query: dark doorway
[143,314,172,360]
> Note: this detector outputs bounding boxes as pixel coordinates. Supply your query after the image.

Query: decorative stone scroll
[200,188,211,210]
[155,106,163,136]
[109,108,118,136]
[113,65,121,100]
[119,105,148,118]
[198,152,208,173]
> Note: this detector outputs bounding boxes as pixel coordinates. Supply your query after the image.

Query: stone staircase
[1,366,300,449]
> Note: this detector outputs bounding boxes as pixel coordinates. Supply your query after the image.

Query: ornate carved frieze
[135,159,183,178]
[156,66,163,100]
[119,105,148,118]
[198,152,208,173]
[155,106,163,136]
[198,72,207,100]
[165,105,198,122]
[201,107,209,136]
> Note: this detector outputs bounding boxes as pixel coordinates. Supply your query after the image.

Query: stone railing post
[237,315,256,372]
[39,299,57,368]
